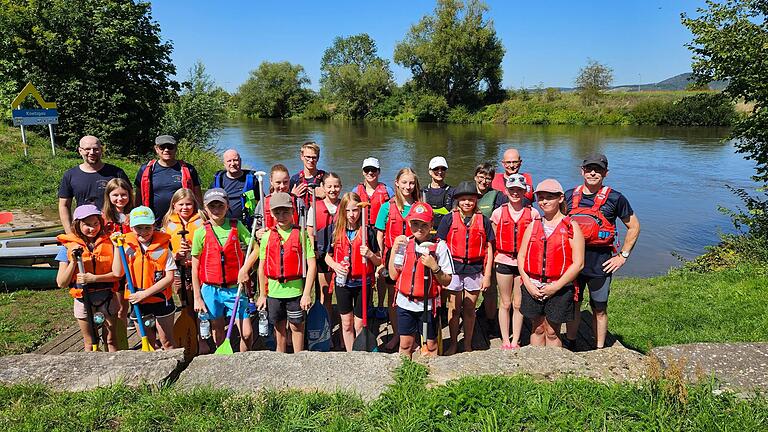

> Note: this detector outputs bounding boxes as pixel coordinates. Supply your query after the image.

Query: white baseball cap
[362,157,380,169]
[429,156,448,170]
[505,174,528,190]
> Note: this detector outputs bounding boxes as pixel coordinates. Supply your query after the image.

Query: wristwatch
[432,267,442,274]
[619,251,630,259]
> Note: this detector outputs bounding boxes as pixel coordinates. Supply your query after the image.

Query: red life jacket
[384,198,413,252]
[355,182,390,225]
[446,210,487,264]
[523,217,574,282]
[332,228,374,280]
[495,205,534,255]
[492,172,533,201]
[57,233,118,297]
[263,194,299,229]
[198,220,243,286]
[568,185,616,247]
[313,199,338,232]
[395,238,440,300]
[264,226,304,282]
[140,159,193,208]
[295,170,326,207]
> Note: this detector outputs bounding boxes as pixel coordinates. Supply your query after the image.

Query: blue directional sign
[12,108,59,126]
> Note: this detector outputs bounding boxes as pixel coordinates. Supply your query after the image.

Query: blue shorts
[397,306,438,340]
[201,284,249,320]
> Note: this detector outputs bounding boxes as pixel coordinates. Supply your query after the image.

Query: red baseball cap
[406,202,434,224]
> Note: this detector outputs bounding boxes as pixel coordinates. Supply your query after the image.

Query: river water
[216,119,756,277]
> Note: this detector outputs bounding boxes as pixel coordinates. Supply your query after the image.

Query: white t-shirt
[395,239,454,313]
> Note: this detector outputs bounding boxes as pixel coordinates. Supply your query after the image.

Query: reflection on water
[216,119,756,277]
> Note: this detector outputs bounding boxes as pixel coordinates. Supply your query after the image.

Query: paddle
[353,202,377,352]
[416,241,435,355]
[73,248,100,352]
[305,186,331,352]
[215,212,260,355]
[173,228,198,359]
[0,212,14,225]
[114,235,154,352]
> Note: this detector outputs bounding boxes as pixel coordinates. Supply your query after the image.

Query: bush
[446,105,474,123]
[665,92,736,126]
[544,87,561,102]
[366,93,405,120]
[629,100,670,125]
[302,99,331,120]
[410,93,449,122]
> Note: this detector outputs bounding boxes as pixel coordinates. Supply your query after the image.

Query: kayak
[0,237,59,267]
[0,264,58,291]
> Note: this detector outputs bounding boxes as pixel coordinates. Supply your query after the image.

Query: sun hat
[129,206,155,227]
[269,192,293,210]
[406,202,434,224]
[203,188,228,206]
[362,157,380,169]
[582,153,608,170]
[72,204,101,221]
[429,156,448,170]
[505,174,528,190]
[534,179,564,195]
[452,180,480,198]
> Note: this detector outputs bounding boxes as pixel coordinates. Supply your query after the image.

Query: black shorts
[267,296,305,324]
[336,283,371,318]
[130,298,176,320]
[397,306,438,340]
[495,263,519,276]
[520,284,574,324]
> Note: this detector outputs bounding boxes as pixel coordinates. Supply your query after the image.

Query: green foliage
[446,105,475,123]
[0,289,73,355]
[544,87,562,102]
[320,34,393,118]
[575,59,614,105]
[302,99,332,120]
[236,61,312,118]
[159,62,227,150]
[0,0,176,155]
[394,0,505,108]
[366,88,407,120]
[631,92,736,126]
[409,93,449,122]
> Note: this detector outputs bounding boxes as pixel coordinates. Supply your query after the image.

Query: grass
[0,289,72,355]
[0,361,766,431]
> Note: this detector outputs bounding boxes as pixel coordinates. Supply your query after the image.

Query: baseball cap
[203,188,228,206]
[429,156,448,170]
[129,206,155,227]
[406,202,434,224]
[534,179,564,195]
[269,192,293,210]
[72,204,101,221]
[505,174,528,190]
[582,153,608,170]
[155,135,177,146]
[362,157,380,169]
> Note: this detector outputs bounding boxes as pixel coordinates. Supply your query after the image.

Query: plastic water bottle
[92,312,105,327]
[258,310,269,337]
[335,256,350,287]
[393,242,407,269]
[198,312,211,339]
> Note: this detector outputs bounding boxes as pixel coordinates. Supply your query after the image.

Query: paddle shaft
[361,205,368,328]
[222,213,261,342]
[177,228,190,308]
[73,249,99,351]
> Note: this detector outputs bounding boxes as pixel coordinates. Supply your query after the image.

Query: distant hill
[558,73,728,92]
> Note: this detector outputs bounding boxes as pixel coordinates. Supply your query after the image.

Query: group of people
[56,134,640,357]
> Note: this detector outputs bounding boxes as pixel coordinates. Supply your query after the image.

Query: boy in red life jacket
[256,192,316,353]
[436,181,495,355]
[289,141,327,207]
[111,206,177,350]
[389,202,453,359]
[190,188,255,352]
[517,179,584,348]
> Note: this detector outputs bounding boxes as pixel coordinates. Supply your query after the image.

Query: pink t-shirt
[491,204,541,266]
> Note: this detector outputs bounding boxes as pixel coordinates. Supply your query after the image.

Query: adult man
[210,149,259,226]
[491,148,533,202]
[289,141,326,206]
[58,135,129,233]
[564,154,640,350]
[134,135,202,223]
[422,156,454,229]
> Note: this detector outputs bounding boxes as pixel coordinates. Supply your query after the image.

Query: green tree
[159,61,227,150]
[575,59,613,105]
[393,0,505,108]
[0,0,176,155]
[320,34,393,118]
[236,61,311,118]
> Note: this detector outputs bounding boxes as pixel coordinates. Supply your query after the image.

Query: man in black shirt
[210,149,259,226]
[564,153,640,350]
[58,135,129,233]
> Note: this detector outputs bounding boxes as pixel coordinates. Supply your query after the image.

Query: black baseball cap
[582,153,608,170]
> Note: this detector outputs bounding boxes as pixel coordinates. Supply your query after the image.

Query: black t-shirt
[58,164,129,209]
[565,186,634,278]
[211,170,259,221]
[134,161,201,222]
[423,184,454,228]
[436,212,495,275]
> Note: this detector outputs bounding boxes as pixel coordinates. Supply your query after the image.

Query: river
[216,119,756,277]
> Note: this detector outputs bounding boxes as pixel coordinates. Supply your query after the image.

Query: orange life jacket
[355,182,390,225]
[569,185,616,248]
[57,233,117,298]
[122,231,173,303]
[263,194,299,229]
[139,159,193,208]
[446,210,487,264]
[164,212,203,255]
[264,226,304,282]
[332,228,374,281]
[523,217,574,283]
[395,238,440,300]
[198,220,243,286]
[384,198,412,252]
[495,205,534,255]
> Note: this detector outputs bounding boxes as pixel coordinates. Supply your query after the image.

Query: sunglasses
[157,144,177,150]
[363,167,379,174]
[431,167,447,172]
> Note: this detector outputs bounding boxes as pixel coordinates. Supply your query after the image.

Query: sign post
[10,83,59,156]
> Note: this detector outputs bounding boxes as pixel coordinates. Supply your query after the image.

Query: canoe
[0,264,58,291]
[0,238,59,266]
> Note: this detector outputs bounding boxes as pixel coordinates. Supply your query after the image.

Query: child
[163,188,205,302]
[354,157,393,226]
[289,141,327,206]
[437,181,495,355]
[375,167,422,351]
[111,206,177,350]
[256,192,315,353]
[102,178,134,235]
[307,172,341,316]
[255,164,304,237]
[491,174,541,349]
[388,202,452,359]
[325,192,381,351]
[191,188,255,352]
[56,205,120,351]
[518,179,584,347]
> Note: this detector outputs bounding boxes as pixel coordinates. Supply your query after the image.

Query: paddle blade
[352,329,378,352]
[115,319,129,350]
[0,212,13,225]
[215,338,234,355]
[173,313,199,360]
[140,337,155,352]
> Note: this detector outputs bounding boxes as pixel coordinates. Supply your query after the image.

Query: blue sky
[152,0,708,92]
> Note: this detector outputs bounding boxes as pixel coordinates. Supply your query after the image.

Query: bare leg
[274,320,288,353]
[319,272,333,317]
[210,318,226,347]
[399,334,416,359]
[340,312,355,352]
[530,316,546,346]
[237,316,253,352]
[566,300,582,341]
[543,318,562,348]
[77,318,96,351]
[384,282,399,350]
[290,321,305,352]
[103,315,117,352]
[155,315,176,350]
[496,273,514,345]
[594,307,608,348]
[462,290,479,352]
[511,276,524,346]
